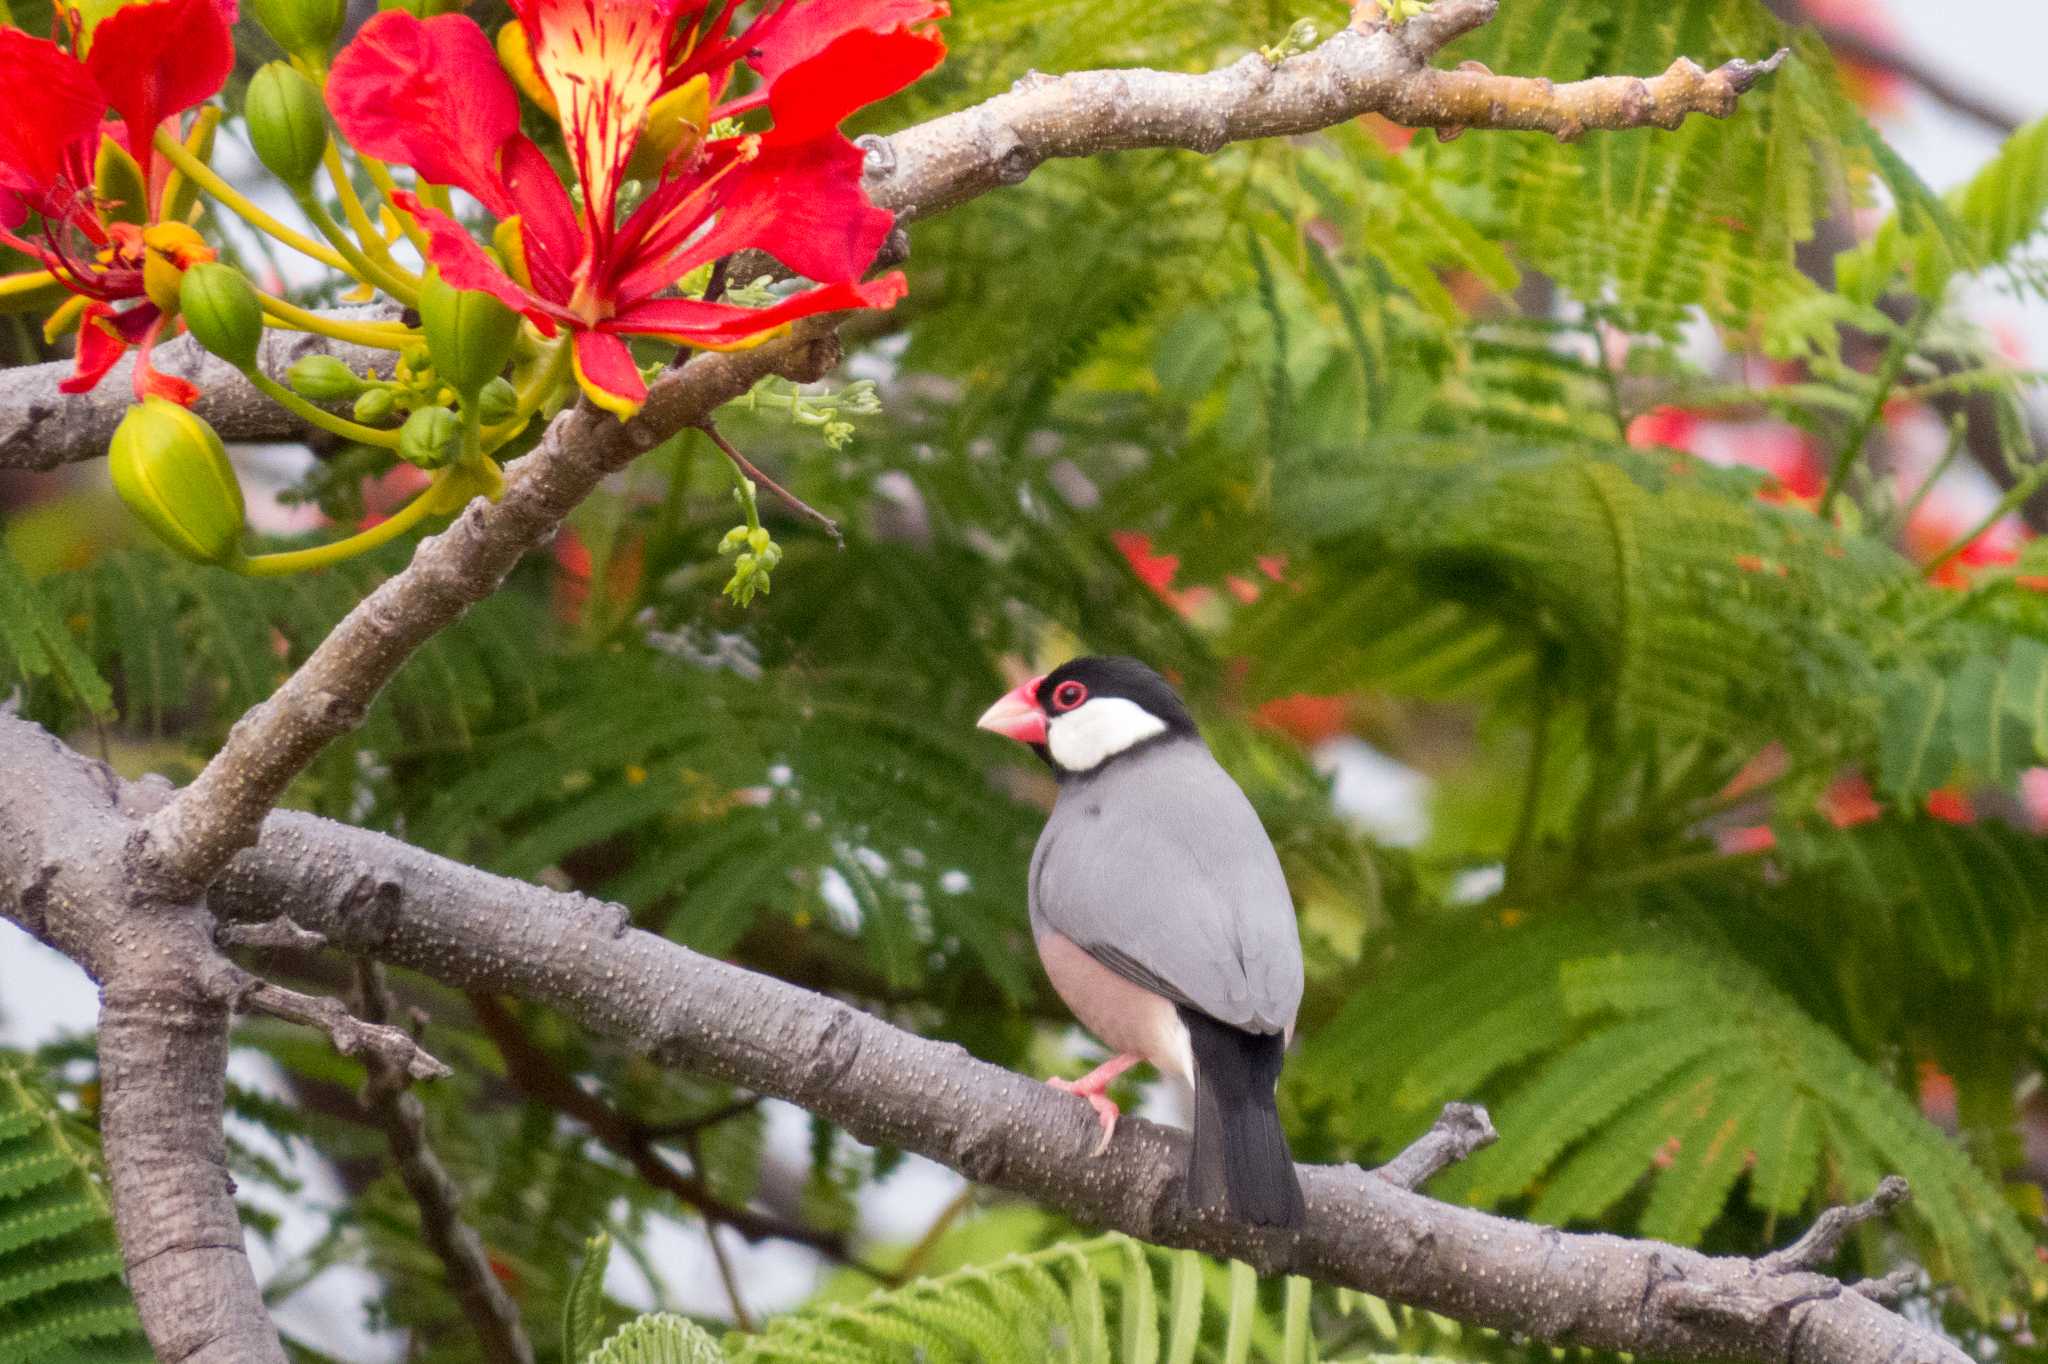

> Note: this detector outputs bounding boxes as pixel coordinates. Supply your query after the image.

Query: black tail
[1180,1007,1305,1228]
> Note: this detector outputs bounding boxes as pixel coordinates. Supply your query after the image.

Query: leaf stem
[245,368,403,449]
[292,187,419,305]
[1818,302,1929,519]
[257,291,415,351]
[151,129,350,274]
[237,470,451,575]
[699,420,842,545]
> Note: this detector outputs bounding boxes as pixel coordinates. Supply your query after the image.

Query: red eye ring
[1050,680,1088,712]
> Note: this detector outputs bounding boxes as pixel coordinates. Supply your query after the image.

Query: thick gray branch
[356,963,534,1364]
[184,798,1960,1364]
[0,308,401,471]
[0,722,285,1364]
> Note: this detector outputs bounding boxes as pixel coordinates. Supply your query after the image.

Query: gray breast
[1027,738,1302,1034]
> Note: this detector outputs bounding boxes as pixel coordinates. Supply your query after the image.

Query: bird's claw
[1047,1076,1120,1155]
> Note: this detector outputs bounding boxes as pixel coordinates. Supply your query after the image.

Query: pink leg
[1047,1053,1141,1155]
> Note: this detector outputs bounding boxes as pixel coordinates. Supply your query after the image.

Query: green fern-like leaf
[1303,914,2039,1317]
[584,1312,725,1364]
[0,1056,150,1364]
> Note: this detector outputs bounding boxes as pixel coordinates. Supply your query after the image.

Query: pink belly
[1037,932,1193,1084]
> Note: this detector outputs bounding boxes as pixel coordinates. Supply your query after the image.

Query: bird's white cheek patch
[1047,697,1167,772]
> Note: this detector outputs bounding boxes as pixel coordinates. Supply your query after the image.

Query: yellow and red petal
[512,0,686,242]
[0,30,104,214]
[330,11,529,220]
[85,0,236,175]
[609,272,906,349]
[59,304,140,395]
[498,138,582,299]
[570,329,646,420]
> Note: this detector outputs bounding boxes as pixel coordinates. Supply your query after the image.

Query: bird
[977,655,1307,1227]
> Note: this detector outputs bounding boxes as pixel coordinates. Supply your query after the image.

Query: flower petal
[744,0,948,86]
[498,136,581,301]
[60,303,134,394]
[329,11,527,218]
[512,0,686,243]
[608,272,907,347]
[0,30,104,214]
[391,190,560,337]
[671,134,889,289]
[570,329,646,419]
[750,7,947,138]
[86,0,237,173]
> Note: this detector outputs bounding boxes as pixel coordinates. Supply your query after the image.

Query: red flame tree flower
[327,0,945,418]
[0,0,237,402]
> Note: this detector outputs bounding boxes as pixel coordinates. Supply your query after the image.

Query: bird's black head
[977,655,1198,776]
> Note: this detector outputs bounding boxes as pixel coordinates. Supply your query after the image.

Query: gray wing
[1028,740,1302,1034]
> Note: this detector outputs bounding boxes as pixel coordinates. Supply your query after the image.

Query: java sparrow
[978,656,1306,1227]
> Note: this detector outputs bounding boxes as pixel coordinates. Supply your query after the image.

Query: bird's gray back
[1028,739,1302,1034]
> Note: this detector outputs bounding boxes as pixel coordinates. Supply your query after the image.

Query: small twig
[233,973,451,1082]
[703,256,733,305]
[216,916,327,952]
[1374,1103,1498,1190]
[1762,1176,1911,1275]
[636,1095,763,1140]
[1852,1266,1921,1305]
[684,1130,757,1331]
[1782,3,2023,135]
[895,1184,975,1282]
[1820,303,1930,519]
[355,963,535,1364]
[699,420,844,547]
[467,993,895,1281]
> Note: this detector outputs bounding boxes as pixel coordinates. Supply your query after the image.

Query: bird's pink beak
[976,675,1047,745]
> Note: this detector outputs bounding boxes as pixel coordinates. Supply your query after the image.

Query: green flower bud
[288,355,367,401]
[246,0,343,66]
[398,406,462,470]
[353,388,397,424]
[378,0,463,15]
[179,263,265,371]
[475,376,518,425]
[108,400,247,567]
[417,268,522,400]
[245,62,329,189]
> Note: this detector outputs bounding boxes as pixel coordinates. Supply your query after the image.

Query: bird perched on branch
[978,656,1306,1227]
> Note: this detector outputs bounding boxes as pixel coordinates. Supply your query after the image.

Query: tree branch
[164,790,1963,1364]
[3,0,1783,472]
[465,992,887,1276]
[133,321,845,898]
[0,307,403,472]
[355,962,535,1364]
[862,0,1784,222]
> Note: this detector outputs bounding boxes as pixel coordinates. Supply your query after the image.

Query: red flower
[328,0,944,417]
[0,0,235,402]
[1924,786,1975,825]
[1818,772,1882,829]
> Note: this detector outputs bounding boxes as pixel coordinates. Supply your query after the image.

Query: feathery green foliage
[5,0,2048,1354]
[0,1056,148,1364]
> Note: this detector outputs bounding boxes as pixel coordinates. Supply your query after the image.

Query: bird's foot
[1047,1076,1121,1155]
[1046,1052,1141,1156]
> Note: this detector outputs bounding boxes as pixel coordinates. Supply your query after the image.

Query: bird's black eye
[1051,680,1088,712]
